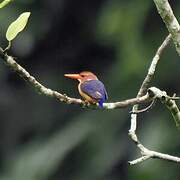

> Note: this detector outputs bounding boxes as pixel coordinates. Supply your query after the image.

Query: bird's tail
[98,98,104,108]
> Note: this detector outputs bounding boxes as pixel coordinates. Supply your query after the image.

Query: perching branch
[129,34,180,165]
[0,46,179,118]
[153,0,180,56]
[0,35,179,165]
[0,47,154,110]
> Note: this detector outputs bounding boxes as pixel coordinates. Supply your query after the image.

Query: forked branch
[129,32,180,164]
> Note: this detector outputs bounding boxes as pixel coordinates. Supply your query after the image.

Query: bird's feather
[80,80,108,107]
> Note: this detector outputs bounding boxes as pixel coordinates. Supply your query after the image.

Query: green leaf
[0,0,13,9]
[6,12,31,41]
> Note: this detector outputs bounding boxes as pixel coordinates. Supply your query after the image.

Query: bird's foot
[80,100,90,108]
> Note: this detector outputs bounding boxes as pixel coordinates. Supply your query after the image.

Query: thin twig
[3,41,11,53]
[131,99,155,114]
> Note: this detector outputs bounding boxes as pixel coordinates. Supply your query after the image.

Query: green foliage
[6,12,31,41]
[0,0,13,9]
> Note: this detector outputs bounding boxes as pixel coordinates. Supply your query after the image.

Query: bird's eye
[81,75,85,77]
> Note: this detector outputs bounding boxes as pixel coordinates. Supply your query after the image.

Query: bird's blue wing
[80,80,108,107]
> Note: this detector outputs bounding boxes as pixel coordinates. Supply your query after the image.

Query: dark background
[0,0,180,180]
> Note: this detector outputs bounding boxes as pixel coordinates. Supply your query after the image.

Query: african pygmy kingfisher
[64,71,108,108]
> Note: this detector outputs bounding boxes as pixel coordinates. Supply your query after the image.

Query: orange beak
[64,74,81,80]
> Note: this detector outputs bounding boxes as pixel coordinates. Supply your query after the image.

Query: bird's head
[64,71,98,82]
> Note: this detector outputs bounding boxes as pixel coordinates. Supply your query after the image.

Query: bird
[64,71,108,108]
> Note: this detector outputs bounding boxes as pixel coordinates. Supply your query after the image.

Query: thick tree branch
[153,0,180,56]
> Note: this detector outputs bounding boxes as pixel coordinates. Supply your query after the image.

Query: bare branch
[129,34,171,136]
[161,94,180,129]
[129,87,180,165]
[128,33,180,165]
[0,48,153,110]
[149,87,180,126]
[129,144,180,165]
[131,99,155,114]
[129,0,180,164]
[153,0,180,56]
[138,34,171,97]
[129,156,151,165]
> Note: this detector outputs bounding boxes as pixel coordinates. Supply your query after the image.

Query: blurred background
[0,0,179,179]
